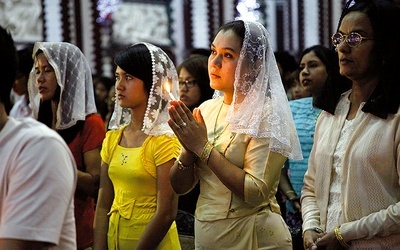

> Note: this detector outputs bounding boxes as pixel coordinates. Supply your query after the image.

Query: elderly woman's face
[208,29,241,97]
[34,53,58,101]
[336,11,380,82]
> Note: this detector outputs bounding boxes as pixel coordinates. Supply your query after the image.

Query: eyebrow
[211,43,238,54]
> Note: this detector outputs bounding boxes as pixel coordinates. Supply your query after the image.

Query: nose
[179,83,188,92]
[336,39,350,53]
[36,72,45,84]
[116,79,124,91]
[210,54,222,68]
[301,67,309,76]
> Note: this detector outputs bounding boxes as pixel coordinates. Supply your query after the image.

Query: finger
[193,108,205,126]
[174,100,193,122]
[179,101,195,121]
[168,105,184,124]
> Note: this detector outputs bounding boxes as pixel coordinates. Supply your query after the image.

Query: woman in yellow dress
[94,42,181,250]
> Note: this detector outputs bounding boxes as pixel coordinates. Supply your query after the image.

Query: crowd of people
[1,0,400,249]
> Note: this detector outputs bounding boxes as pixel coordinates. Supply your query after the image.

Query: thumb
[193,108,205,126]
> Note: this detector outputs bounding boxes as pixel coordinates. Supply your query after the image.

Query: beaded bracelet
[199,141,213,164]
[334,226,350,248]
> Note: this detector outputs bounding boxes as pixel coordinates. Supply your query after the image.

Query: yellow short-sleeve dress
[101,126,181,249]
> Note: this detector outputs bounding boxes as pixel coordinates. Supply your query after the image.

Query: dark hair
[333,0,400,118]
[177,55,214,109]
[301,45,351,111]
[274,51,298,74]
[114,43,152,94]
[217,20,246,47]
[0,26,17,113]
[187,48,211,58]
[17,46,34,78]
[93,75,114,92]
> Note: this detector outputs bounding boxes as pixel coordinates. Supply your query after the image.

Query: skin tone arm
[76,147,101,198]
[93,161,114,250]
[0,239,53,250]
[136,159,179,250]
[168,100,246,200]
[278,167,301,212]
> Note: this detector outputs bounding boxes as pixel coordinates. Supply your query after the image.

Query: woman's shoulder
[85,113,104,124]
[147,134,180,146]
[199,97,222,110]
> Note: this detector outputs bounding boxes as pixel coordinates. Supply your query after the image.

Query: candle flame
[164,81,171,93]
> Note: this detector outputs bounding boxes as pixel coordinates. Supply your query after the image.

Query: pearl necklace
[212,101,229,146]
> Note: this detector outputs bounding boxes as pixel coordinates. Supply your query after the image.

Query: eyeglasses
[331,32,373,48]
[178,79,197,89]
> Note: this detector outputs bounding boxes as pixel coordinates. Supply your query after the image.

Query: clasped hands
[303,230,343,250]
[167,100,208,156]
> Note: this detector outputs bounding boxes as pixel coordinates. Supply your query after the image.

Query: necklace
[212,101,229,146]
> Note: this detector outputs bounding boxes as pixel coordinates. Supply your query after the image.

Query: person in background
[168,20,302,249]
[104,84,115,130]
[279,45,350,249]
[301,0,400,249]
[94,42,181,249]
[9,46,33,118]
[93,75,114,122]
[288,69,311,100]
[28,42,105,249]
[274,50,298,100]
[186,48,211,58]
[0,25,77,249]
[178,55,214,114]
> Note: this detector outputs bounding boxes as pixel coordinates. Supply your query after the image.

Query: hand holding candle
[164,81,177,100]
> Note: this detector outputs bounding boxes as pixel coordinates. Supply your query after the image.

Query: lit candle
[164,81,176,100]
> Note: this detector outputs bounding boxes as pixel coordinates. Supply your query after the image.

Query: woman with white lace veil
[93,43,182,249]
[168,20,302,249]
[28,42,106,249]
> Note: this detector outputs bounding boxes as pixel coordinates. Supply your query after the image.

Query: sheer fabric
[28,42,97,129]
[108,42,179,137]
[218,21,302,160]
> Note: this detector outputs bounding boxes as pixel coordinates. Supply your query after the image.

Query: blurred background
[0,0,353,77]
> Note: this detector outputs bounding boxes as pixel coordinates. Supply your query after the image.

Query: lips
[38,86,46,93]
[210,73,220,80]
[302,79,311,86]
[340,57,353,64]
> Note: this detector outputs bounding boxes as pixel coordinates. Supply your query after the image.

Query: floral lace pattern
[224,21,302,160]
[108,42,179,137]
[326,119,353,233]
[28,42,97,129]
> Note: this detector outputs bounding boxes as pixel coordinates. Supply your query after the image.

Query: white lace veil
[28,42,97,130]
[225,21,302,160]
[108,42,179,137]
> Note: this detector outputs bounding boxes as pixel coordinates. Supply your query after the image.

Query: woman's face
[115,66,148,110]
[179,67,201,109]
[336,11,379,83]
[299,51,328,96]
[94,81,109,102]
[13,72,28,96]
[208,29,241,96]
[35,52,58,101]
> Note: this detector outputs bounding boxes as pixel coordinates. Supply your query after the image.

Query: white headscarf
[108,42,179,137]
[224,21,302,160]
[28,42,97,130]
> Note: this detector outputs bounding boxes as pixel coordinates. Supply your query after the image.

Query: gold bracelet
[286,190,296,196]
[199,141,213,164]
[334,226,350,248]
[176,159,192,170]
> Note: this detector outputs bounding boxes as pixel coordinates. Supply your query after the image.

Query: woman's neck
[128,108,146,132]
[349,76,379,105]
